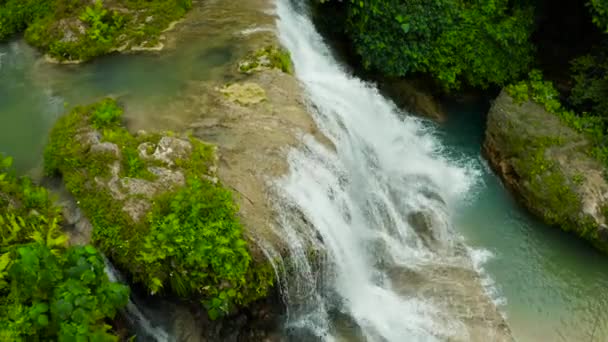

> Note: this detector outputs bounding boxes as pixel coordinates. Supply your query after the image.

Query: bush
[0,0,54,41]
[92,98,123,129]
[319,0,535,90]
[570,50,608,120]
[140,178,255,319]
[507,70,608,168]
[0,154,128,341]
[0,243,129,341]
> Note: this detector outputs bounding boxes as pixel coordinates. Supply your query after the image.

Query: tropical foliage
[507,70,608,169]
[318,0,535,90]
[0,154,128,340]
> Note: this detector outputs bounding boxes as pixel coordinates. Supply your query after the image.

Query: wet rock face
[379,78,447,122]
[60,195,93,246]
[169,289,284,342]
[407,211,440,249]
[483,90,608,252]
[387,262,512,342]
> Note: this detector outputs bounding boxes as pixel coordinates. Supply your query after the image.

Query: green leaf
[37,314,49,327]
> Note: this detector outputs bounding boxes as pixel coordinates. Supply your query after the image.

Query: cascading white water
[272,1,486,341]
[104,259,170,342]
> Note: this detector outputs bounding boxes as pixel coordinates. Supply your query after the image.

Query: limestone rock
[219,83,267,105]
[237,46,293,75]
[72,127,194,225]
[483,90,608,252]
[91,142,121,157]
[151,137,193,166]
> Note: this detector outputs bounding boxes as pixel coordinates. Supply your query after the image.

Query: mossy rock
[219,82,267,105]
[238,45,294,75]
[483,90,608,253]
[45,99,274,318]
[2,0,193,62]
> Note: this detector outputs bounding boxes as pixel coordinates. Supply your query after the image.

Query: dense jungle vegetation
[0,154,129,340]
[316,0,608,168]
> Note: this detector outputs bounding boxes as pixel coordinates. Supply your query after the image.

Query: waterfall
[271,1,494,341]
[104,259,170,342]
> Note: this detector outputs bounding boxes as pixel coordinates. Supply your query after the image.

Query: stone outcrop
[379,78,447,122]
[483,90,608,252]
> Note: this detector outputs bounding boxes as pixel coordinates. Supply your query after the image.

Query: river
[1,0,608,341]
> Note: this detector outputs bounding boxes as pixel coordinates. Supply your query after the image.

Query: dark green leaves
[138,177,268,318]
[0,155,128,340]
[323,0,535,89]
[1,243,129,340]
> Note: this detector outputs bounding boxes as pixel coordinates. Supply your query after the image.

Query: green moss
[238,46,294,75]
[45,99,273,319]
[507,70,608,169]
[174,137,216,178]
[498,114,587,233]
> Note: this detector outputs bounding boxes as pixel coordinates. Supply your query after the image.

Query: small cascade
[104,259,170,342]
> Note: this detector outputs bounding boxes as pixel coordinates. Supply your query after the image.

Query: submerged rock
[483,90,608,252]
[237,45,294,75]
[388,263,512,342]
[219,82,267,105]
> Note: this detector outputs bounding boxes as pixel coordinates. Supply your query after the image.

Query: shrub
[0,0,54,41]
[140,178,252,319]
[507,70,608,168]
[92,98,123,129]
[0,153,128,341]
[0,243,129,341]
[318,0,535,90]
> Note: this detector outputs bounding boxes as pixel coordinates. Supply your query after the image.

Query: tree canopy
[321,0,535,89]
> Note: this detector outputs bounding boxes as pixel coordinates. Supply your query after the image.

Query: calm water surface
[441,101,608,341]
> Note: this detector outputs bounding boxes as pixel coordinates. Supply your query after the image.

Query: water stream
[273,1,608,341]
[1,0,608,341]
[274,1,487,340]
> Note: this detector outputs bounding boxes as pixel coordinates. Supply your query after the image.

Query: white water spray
[272,1,491,341]
[104,259,170,342]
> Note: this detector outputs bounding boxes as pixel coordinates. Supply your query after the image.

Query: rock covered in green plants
[44,99,274,319]
[483,90,608,252]
[0,154,129,341]
[238,45,293,74]
[1,0,193,62]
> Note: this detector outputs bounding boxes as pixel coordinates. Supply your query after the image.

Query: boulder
[483,90,608,252]
[380,78,447,122]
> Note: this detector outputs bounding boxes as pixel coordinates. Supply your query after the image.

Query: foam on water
[271,0,490,340]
